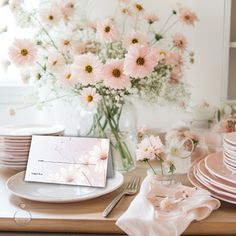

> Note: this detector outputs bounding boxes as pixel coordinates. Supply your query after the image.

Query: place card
[25,135,113,187]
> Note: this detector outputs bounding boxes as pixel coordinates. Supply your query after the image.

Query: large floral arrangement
[6,0,198,171]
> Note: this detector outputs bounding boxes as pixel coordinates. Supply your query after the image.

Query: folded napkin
[116,176,220,236]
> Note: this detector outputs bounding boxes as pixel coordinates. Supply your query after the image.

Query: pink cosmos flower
[124,45,158,78]
[120,6,134,17]
[165,52,183,67]
[9,39,37,67]
[57,64,77,86]
[89,139,109,173]
[72,41,87,55]
[178,6,199,26]
[172,33,187,51]
[144,12,159,24]
[80,87,101,108]
[60,0,77,20]
[96,19,118,42]
[169,66,183,83]
[101,59,131,89]
[136,135,164,161]
[73,53,102,85]
[39,7,62,25]
[123,31,148,47]
[159,197,174,211]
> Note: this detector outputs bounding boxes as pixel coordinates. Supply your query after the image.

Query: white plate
[224,133,236,144]
[0,124,64,137]
[6,171,124,203]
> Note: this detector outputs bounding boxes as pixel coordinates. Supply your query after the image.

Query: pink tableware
[197,159,236,193]
[205,152,236,184]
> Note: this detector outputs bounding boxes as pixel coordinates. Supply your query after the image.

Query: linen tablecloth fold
[116,176,220,236]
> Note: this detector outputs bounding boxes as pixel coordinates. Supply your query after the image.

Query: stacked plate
[188,152,236,204]
[223,132,236,172]
[0,124,64,170]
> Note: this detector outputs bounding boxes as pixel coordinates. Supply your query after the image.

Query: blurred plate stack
[0,124,64,170]
[223,132,236,172]
[188,152,236,204]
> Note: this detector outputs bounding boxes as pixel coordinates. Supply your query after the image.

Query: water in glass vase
[77,99,137,172]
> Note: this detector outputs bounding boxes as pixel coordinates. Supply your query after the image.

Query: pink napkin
[116,176,220,236]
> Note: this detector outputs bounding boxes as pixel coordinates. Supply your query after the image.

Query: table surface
[1,157,236,235]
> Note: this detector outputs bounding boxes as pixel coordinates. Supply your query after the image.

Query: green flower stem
[100,96,134,170]
[146,160,156,175]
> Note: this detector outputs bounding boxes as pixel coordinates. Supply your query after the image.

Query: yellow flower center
[135,4,143,11]
[86,95,93,102]
[20,49,28,56]
[104,26,111,33]
[85,65,93,73]
[160,50,166,56]
[66,73,71,80]
[136,57,145,66]
[171,147,179,156]
[112,68,121,78]
[48,15,54,20]
[132,38,138,44]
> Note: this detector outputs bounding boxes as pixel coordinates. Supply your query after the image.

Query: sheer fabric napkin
[116,176,220,236]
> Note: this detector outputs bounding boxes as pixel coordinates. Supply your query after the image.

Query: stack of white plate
[188,152,236,204]
[0,124,64,170]
[223,132,236,172]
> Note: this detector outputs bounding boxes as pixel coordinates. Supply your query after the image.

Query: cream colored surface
[0,160,236,235]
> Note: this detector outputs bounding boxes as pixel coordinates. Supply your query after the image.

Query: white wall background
[0,0,228,133]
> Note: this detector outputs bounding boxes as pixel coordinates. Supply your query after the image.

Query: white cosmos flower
[89,139,109,173]
[59,165,81,183]
[53,23,76,53]
[57,64,77,86]
[47,51,65,72]
[80,87,101,108]
[39,7,62,26]
[165,137,191,159]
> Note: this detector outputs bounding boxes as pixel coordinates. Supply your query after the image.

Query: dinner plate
[224,132,236,145]
[224,160,236,173]
[205,152,236,184]
[6,171,124,203]
[223,149,236,160]
[195,167,236,198]
[223,140,236,152]
[188,165,236,204]
[224,152,236,164]
[0,124,65,136]
[197,160,236,193]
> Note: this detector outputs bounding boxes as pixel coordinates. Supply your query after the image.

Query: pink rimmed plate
[188,165,236,204]
[205,152,236,184]
[197,159,236,193]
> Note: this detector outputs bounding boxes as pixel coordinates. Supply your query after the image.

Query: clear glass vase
[77,98,137,172]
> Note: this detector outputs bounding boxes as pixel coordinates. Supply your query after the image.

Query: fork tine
[127,176,137,189]
[134,176,141,189]
[130,176,139,189]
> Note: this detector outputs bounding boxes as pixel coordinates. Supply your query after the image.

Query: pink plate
[197,159,236,193]
[188,165,236,204]
[205,152,236,184]
[195,170,236,201]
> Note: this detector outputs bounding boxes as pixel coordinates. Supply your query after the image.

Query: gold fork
[103,176,141,217]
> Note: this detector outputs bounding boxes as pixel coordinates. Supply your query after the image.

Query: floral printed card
[25,136,112,187]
